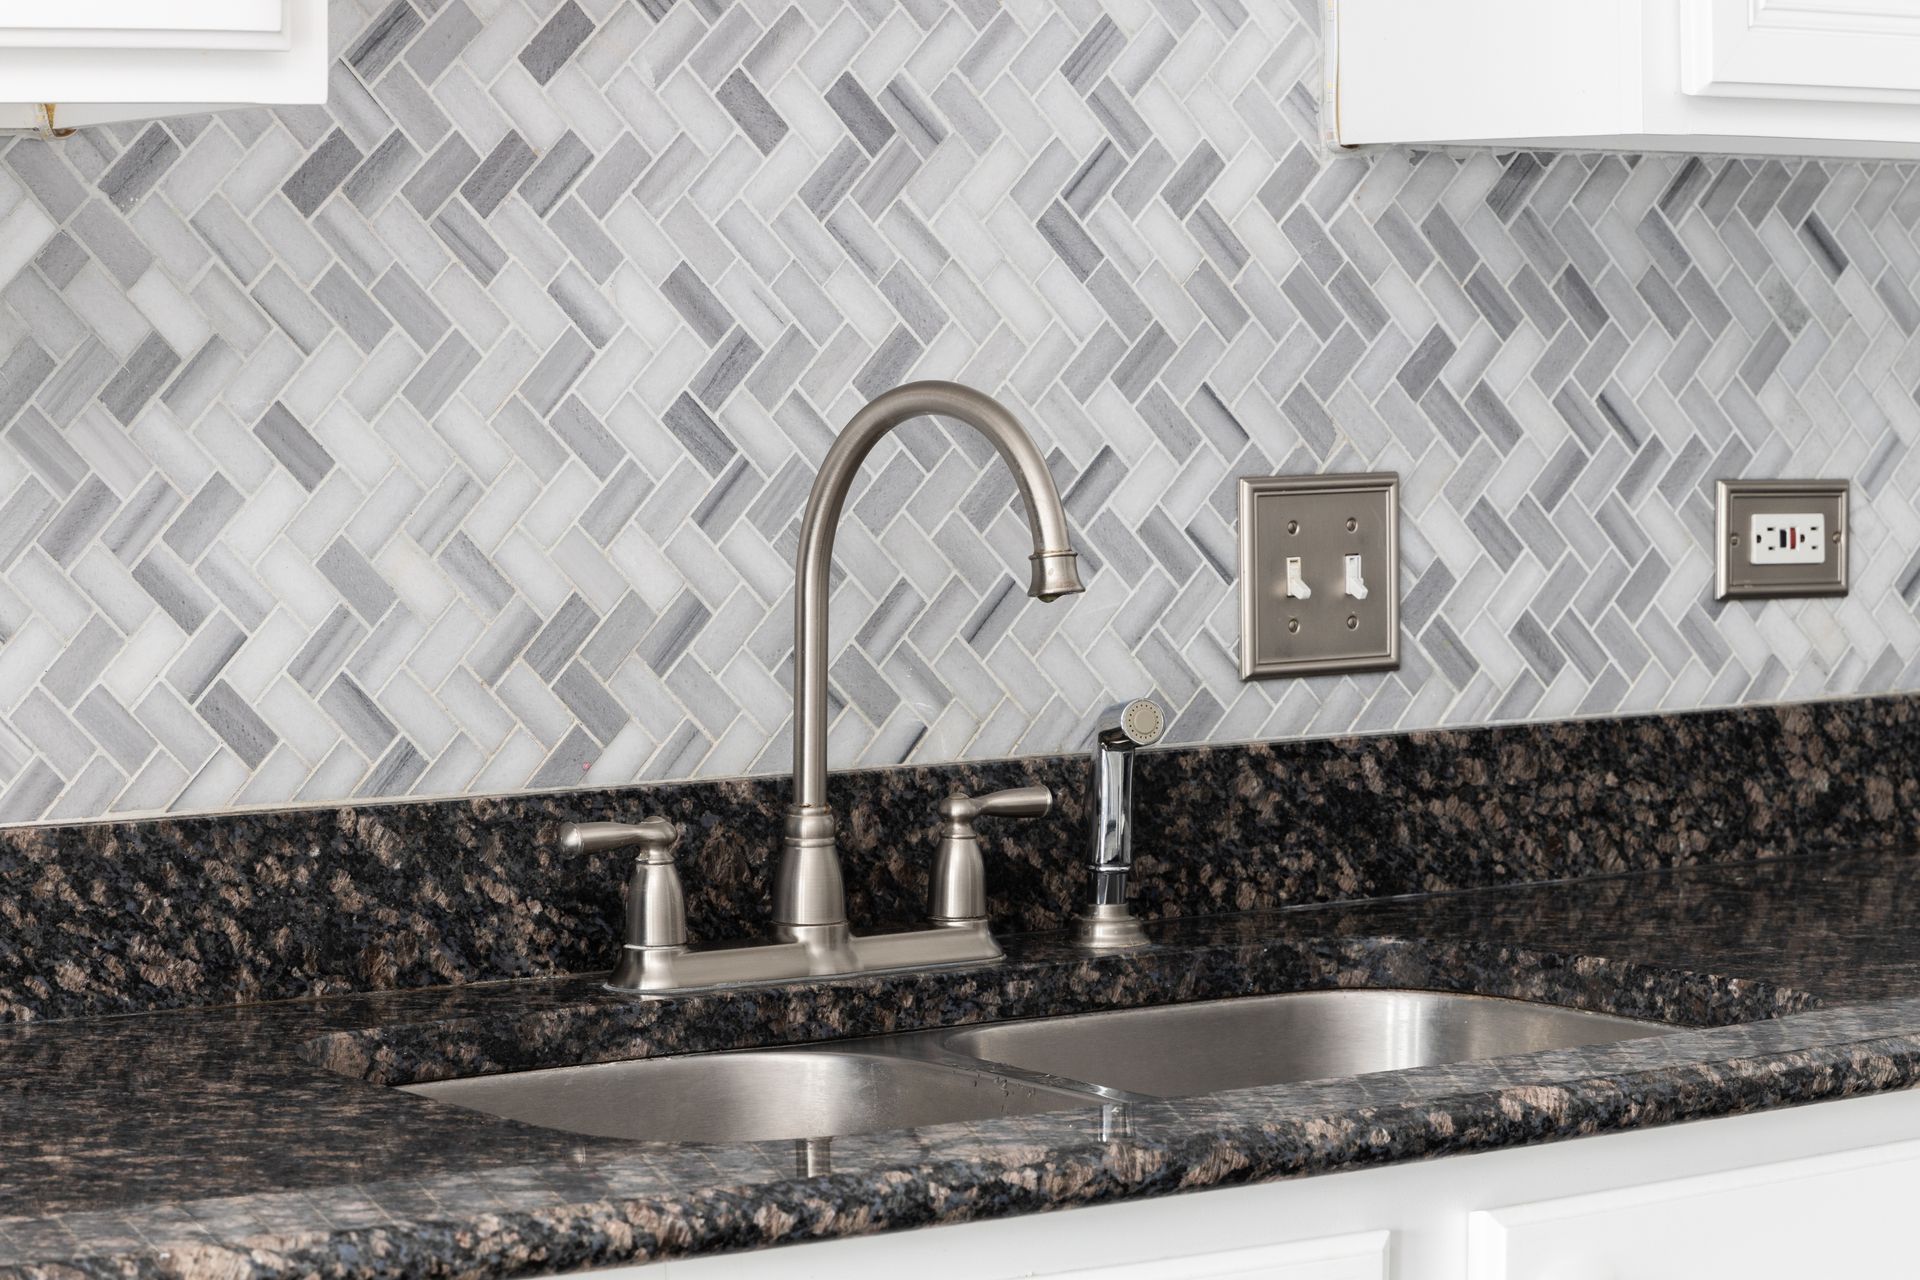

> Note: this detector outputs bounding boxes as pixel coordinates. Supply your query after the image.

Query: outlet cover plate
[1715,479,1849,600]
[1239,472,1399,679]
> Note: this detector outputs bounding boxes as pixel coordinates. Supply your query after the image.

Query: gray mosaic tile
[0,0,1917,823]
[281,129,363,217]
[518,0,593,86]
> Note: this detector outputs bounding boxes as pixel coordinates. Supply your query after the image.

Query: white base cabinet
[585,1088,1920,1279]
[1471,1135,1920,1279]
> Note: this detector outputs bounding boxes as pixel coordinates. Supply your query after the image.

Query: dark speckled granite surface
[6,693,1920,1023]
[8,696,1920,1276]
[6,849,1920,1278]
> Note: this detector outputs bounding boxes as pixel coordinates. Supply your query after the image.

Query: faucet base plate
[605,921,1004,996]
[1073,903,1149,951]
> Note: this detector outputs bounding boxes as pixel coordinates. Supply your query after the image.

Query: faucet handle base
[1072,902,1148,951]
[561,816,689,956]
[930,785,1052,924]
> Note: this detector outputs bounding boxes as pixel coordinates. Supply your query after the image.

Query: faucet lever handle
[929,786,1051,925]
[563,818,689,959]
[967,784,1053,821]
[561,817,680,863]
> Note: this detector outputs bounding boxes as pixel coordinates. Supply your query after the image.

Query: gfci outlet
[1238,472,1400,679]
[1749,513,1826,565]
[1716,479,1849,600]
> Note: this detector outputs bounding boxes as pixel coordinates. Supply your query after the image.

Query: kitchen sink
[937,989,1666,1098]
[401,990,1667,1142]
[401,1048,1091,1142]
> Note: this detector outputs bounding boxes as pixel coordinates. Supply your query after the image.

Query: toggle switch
[1238,472,1400,679]
[1284,556,1312,599]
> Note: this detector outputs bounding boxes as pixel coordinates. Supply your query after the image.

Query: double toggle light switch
[1238,473,1401,679]
[1284,554,1371,601]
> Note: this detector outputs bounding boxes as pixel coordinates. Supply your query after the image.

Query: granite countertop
[8,847,1920,1278]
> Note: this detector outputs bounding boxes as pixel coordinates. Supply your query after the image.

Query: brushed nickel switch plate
[1715,479,1849,601]
[1238,472,1399,679]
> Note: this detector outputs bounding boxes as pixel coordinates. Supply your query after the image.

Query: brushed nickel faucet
[568,381,1083,994]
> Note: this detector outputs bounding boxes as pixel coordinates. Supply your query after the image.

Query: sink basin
[399,989,1669,1143]
[938,990,1665,1098]
[402,1048,1091,1142]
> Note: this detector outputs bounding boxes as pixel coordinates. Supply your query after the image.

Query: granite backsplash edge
[2,691,1917,1022]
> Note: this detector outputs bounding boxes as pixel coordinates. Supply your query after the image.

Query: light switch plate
[1238,472,1399,679]
[1714,479,1849,601]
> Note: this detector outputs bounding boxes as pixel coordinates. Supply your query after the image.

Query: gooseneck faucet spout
[780,381,1085,935]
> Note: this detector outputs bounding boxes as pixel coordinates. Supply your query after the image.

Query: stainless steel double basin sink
[403,990,1667,1144]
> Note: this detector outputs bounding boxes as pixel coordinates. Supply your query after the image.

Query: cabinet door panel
[1037,1232,1390,1280]
[0,1,288,47]
[0,0,322,111]
[1685,0,1920,102]
[1469,1137,1920,1279]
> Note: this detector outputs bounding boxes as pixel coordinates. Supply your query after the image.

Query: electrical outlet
[1238,473,1399,679]
[1748,513,1826,565]
[1715,480,1848,600]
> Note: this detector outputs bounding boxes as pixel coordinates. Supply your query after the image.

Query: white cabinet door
[1335,0,1920,156]
[1027,1232,1390,1280]
[1469,1136,1920,1280]
[0,0,325,128]
[644,1231,1391,1280]
[1683,0,1920,102]
[0,1,292,49]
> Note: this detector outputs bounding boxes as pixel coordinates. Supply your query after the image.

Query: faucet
[1072,697,1164,950]
[566,381,1084,993]
[780,381,1084,951]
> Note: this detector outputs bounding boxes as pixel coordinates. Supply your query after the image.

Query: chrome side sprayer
[1073,697,1164,951]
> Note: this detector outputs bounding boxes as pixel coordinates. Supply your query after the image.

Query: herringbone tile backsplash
[2,0,1919,824]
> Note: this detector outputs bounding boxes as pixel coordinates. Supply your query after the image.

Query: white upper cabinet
[1331,0,1920,157]
[1685,0,1920,101]
[0,0,326,133]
